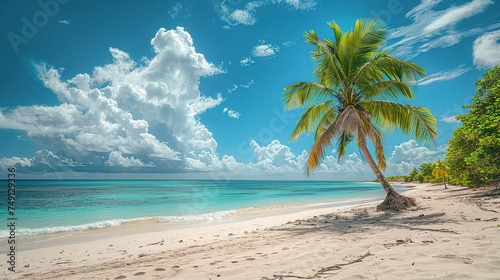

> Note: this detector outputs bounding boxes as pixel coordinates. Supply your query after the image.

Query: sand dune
[2,183,499,279]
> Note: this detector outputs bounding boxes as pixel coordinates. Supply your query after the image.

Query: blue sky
[1,0,499,180]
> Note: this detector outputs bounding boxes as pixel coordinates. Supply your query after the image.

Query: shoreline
[2,182,409,246]
[3,182,499,279]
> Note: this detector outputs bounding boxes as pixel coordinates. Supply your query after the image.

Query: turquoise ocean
[0,180,405,237]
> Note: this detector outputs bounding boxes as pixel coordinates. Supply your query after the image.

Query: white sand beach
[2,183,499,279]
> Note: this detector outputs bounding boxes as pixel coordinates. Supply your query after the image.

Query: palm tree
[432,160,449,189]
[283,19,437,211]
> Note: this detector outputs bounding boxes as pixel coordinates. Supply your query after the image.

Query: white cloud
[417,64,471,86]
[423,0,492,33]
[252,44,279,57]
[228,84,238,93]
[169,3,190,19]
[240,57,255,67]
[215,0,316,26]
[284,0,317,10]
[441,115,460,124]
[281,40,295,48]
[223,108,241,119]
[473,30,500,70]
[0,26,226,173]
[388,0,494,59]
[239,79,254,88]
[58,19,70,25]
[105,151,153,168]
[0,156,32,169]
[386,140,446,175]
[0,150,82,172]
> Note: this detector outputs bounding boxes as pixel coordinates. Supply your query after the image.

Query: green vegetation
[404,160,448,187]
[283,19,437,210]
[385,67,499,189]
[446,66,500,187]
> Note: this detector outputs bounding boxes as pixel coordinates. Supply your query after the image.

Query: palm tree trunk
[358,137,416,211]
[442,176,448,189]
[358,138,398,196]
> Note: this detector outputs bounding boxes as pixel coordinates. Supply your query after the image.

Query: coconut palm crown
[283,19,438,210]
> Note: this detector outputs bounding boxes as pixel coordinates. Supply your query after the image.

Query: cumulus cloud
[417,64,471,86]
[388,0,494,59]
[215,0,316,26]
[0,27,225,172]
[252,44,279,57]
[386,140,446,175]
[223,108,241,119]
[240,57,255,66]
[105,151,153,168]
[473,30,500,70]
[0,156,32,169]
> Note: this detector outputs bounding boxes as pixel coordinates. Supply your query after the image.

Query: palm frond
[282,82,333,109]
[363,100,438,144]
[314,107,337,141]
[290,101,333,140]
[306,118,342,175]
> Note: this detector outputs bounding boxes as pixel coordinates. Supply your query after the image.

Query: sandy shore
[2,183,499,279]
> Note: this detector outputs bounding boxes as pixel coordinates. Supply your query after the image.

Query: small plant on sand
[283,19,437,211]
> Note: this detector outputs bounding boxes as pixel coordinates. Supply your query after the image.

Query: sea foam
[0,209,239,237]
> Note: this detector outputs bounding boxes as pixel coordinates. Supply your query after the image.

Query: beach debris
[178,240,183,243]
[384,238,414,248]
[147,239,164,246]
[213,234,220,237]
[422,240,434,244]
[24,264,30,268]
[109,244,113,247]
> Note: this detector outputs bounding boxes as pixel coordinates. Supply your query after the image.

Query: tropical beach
[2,1,500,279]
[1,182,499,279]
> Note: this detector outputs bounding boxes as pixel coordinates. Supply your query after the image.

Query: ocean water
[0,180,404,237]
